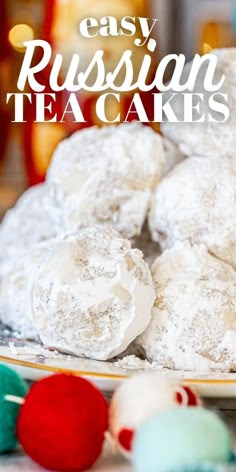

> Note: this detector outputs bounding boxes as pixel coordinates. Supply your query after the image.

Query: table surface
[0,447,131,472]
[1,407,236,472]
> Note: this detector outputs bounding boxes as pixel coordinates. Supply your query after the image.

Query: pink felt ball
[17,374,108,471]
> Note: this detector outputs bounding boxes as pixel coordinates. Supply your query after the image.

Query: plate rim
[0,354,127,380]
[2,354,236,386]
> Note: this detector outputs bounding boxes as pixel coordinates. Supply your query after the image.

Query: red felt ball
[16,374,108,472]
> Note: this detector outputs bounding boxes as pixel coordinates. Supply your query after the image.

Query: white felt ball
[109,373,201,457]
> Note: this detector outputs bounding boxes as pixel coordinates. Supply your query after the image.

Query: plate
[1,329,236,398]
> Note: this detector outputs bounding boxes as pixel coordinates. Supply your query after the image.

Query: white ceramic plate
[1,331,236,398]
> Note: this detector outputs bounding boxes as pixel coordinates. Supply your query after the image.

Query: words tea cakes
[31,226,155,360]
[161,48,236,159]
[47,122,165,239]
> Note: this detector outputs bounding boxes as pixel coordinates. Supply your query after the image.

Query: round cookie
[47,122,165,240]
[161,48,236,159]
[148,156,236,269]
[0,184,62,263]
[31,226,155,360]
[138,242,236,372]
[0,239,55,339]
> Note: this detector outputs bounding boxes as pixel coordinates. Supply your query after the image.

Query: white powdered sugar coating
[31,226,155,361]
[0,239,55,339]
[161,48,236,159]
[0,184,62,262]
[148,156,236,269]
[47,122,165,240]
[138,243,236,372]
[114,355,159,370]
[162,137,185,176]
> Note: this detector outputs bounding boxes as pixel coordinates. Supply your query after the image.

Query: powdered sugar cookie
[138,243,236,372]
[149,156,236,269]
[47,122,165,239]
[31,226,155,360]
[0,184,62,262]
[0,239,55,339]
[161,48,236,159]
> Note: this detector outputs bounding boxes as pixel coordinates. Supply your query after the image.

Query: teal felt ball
[0,364,28,453]
[133,407,232,472]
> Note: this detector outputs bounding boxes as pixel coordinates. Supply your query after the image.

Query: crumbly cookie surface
[161,48,236,159]
[47,122,165,239]
[149,156,236,269]
[0,184,62,262]
[138,243,236,372]
[0,239,55,339]
[31,226,155,360]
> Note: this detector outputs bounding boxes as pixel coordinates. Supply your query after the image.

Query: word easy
[79,16,158,47]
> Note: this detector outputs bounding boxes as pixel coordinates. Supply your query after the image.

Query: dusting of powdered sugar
[31,226,155,361]
[47,122,165,240]
[114,355,161,370]
[8,342,18,355]
[23,344,64,359]
[138,242,236,372]
[161,48,236,160]
[0,183,63,263]
[0,239,56,340]
[148,155,236,270]
[8,342,64,359]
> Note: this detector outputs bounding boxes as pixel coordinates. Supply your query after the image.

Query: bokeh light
[8,24,34,52]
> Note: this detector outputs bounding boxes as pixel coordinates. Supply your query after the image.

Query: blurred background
[1,0,236,219]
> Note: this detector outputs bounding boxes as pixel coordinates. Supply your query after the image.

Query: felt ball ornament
[133,407,233,472]
[109,373,200,457]
[0,364,28,453]
[17,374,108,472]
